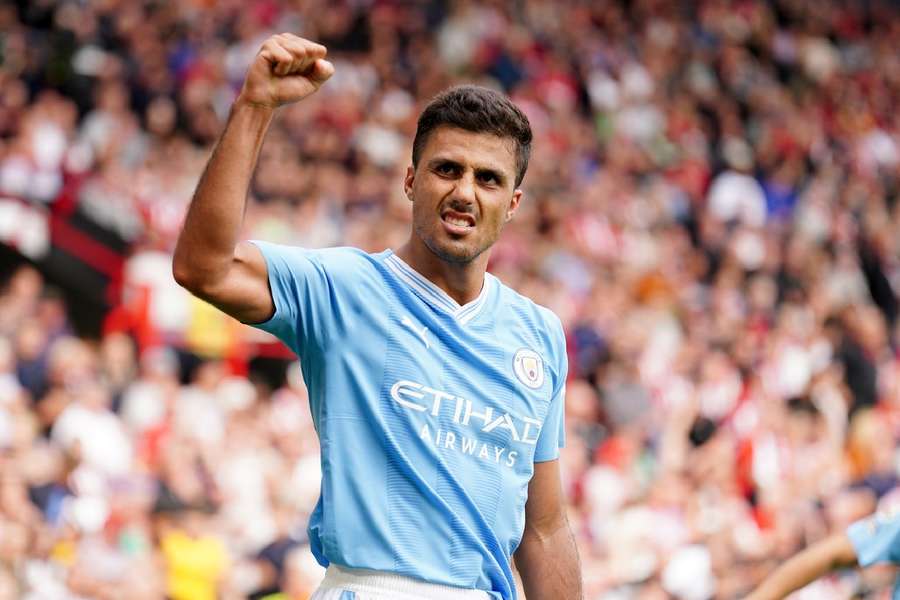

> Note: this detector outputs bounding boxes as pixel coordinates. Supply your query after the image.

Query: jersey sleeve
[846,510,900,566]
[246,240,338,356]
[533,319,568,463]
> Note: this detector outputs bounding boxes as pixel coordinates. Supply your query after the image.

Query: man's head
[405,86,533,265]
[412,86,532,187]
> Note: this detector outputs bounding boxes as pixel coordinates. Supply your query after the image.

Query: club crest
[513,348,544,389]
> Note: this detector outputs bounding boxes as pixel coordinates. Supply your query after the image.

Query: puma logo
[401,316,430,349]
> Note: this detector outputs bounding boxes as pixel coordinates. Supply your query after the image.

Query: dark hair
[412,85,533,187]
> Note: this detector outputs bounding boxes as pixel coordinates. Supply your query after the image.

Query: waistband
[319,564,491,600]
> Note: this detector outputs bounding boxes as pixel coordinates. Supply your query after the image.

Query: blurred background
[1,0,899,598]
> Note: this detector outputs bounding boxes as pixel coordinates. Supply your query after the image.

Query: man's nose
[452,172,476,204]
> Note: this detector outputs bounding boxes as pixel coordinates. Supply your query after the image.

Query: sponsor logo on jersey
[389,379,545,468]
[390,380,541,444]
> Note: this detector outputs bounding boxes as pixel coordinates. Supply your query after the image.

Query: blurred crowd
[1,0,900,598]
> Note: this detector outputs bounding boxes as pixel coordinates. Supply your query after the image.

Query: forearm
[746,534,858,600]
[515,518,582,600]
[173,100,274,292]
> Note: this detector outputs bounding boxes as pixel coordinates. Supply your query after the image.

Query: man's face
[405,126,522,264]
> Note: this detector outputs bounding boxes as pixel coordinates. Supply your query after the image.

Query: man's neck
[395,239,489,306]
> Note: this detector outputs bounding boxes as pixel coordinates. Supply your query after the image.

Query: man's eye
[436,164,457,175]
[478,173,497,184]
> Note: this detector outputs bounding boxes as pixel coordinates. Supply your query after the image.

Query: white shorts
[311,564,492,600]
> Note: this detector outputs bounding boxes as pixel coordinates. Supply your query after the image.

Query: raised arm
[514,459,583,599]
[744,532,858,600]
[172,34,333,323]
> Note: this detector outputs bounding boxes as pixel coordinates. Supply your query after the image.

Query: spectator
[0,0,898,597]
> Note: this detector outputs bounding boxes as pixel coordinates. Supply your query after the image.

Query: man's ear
[506,189,523,222]
[404,165,415,200]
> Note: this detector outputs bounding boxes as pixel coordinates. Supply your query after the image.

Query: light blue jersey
[250,242,567,600]
[847,509,900,599]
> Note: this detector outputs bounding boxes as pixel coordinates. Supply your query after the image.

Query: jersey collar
[384,251,494,325]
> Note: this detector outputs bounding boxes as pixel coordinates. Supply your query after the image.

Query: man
[745,509,900,599]
[173,34,582,600]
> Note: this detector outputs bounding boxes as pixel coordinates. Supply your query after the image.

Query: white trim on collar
[384,252,493,324]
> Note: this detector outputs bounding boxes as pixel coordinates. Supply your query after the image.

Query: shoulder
[492,276,564,331]
[491,275,567,357]
[251,242,388,279]
[310,246,388,274]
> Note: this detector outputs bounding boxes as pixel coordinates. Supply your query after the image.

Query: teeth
[445,216,472,227]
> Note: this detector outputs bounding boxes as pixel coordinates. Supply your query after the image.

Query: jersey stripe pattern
[249,242,567,600]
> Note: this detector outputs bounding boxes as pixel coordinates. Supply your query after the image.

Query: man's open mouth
[440,209,476,230]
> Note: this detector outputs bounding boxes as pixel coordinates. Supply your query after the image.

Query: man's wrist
[233,94,278,115]
[229,96,278,133]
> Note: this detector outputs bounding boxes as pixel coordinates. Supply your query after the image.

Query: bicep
[826,533,859,568]
[515,459,583,599]
[192,241,275,325]
[523,459,566,536]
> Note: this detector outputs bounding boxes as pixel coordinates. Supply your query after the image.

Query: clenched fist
[237,34,334,109]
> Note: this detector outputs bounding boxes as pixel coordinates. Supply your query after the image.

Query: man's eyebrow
[475,167,506,183]
[427,157,461,168]
[427,158,509,182]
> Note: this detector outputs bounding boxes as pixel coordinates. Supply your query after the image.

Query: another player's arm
[744,532,858,600]
[514,459,583,600]
[172,34,333,323]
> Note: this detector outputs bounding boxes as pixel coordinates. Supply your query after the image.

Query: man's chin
[424,237,483,265]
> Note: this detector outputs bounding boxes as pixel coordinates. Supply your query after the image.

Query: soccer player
[172,34,582,600]
[745,509,900,599]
